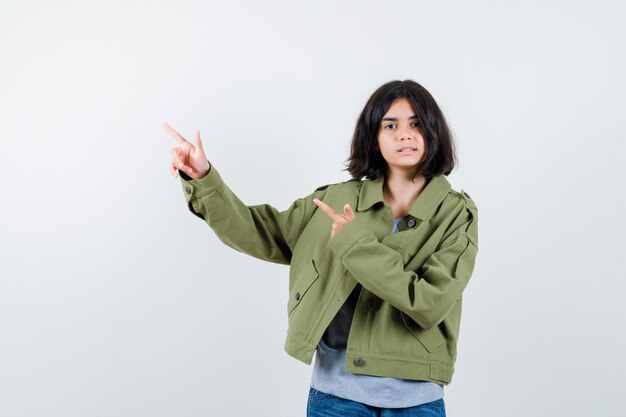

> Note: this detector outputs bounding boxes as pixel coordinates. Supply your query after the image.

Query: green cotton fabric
[178,161,479,385]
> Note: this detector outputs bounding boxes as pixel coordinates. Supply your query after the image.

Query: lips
[397,147,417,152]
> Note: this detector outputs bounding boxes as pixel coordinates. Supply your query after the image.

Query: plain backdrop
[1,0,625,416]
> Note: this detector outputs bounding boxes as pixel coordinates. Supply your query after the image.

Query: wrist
[185,162,211,180]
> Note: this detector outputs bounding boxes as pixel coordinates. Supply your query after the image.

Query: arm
[179,161,325,265]
[327,204,479,329]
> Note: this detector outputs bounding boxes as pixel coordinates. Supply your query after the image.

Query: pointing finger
[163,122,193,148]
[313,198,345,223]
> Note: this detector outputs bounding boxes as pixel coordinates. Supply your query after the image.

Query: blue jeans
[307,387,446,417]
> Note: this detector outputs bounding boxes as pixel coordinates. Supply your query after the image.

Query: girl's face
[376,97,427,174]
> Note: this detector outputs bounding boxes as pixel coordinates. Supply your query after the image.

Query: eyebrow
[381,115,418,121]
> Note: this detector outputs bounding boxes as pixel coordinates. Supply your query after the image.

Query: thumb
[194,130,204,154]
[344,203,355,220]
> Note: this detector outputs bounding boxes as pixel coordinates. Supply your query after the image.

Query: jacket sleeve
[327,202,479,330]
[178,161,326,265]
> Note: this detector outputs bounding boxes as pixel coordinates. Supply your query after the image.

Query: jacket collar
[357,174,451,220]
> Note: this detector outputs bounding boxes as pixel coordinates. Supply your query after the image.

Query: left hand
[313,199,356,239]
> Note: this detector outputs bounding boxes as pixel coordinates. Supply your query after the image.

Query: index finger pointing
[163,122,191,146]
[313,198,344,222]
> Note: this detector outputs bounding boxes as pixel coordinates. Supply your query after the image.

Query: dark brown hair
[344,79,457,181]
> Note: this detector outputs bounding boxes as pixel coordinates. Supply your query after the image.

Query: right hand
[164,122,211,179]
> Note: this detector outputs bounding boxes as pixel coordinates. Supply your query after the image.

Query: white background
[1,0,625,416]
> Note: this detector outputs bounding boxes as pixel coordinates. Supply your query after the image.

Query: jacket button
[185,186,192,195]
[354,358,364,366]
[294,292,301,301]
[407,218,416,228]
[367,299,376,311]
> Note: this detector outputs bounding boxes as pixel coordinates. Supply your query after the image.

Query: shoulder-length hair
[344,79,457,181]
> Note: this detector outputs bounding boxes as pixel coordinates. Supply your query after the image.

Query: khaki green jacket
[179,162,478,385]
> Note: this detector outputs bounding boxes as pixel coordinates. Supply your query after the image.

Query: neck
[383,168,428,206]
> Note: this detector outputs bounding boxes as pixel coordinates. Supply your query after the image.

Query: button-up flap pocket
[401,312,446,353]
[288,259,320,316]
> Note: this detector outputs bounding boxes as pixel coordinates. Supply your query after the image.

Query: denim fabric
[307,387,446,417]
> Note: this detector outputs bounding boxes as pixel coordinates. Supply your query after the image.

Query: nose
[398,126,413,141]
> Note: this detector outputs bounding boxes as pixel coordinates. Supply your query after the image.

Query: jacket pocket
[401,312,446,353]
[288,259,320,317]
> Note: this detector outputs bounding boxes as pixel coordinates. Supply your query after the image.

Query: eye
[411,122,421,128]
[384,123,396,129]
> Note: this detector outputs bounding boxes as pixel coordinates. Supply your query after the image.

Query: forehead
[383,97,416,117]
[382,97,418,120]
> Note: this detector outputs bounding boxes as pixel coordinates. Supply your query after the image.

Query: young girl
[165,79,478,417]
